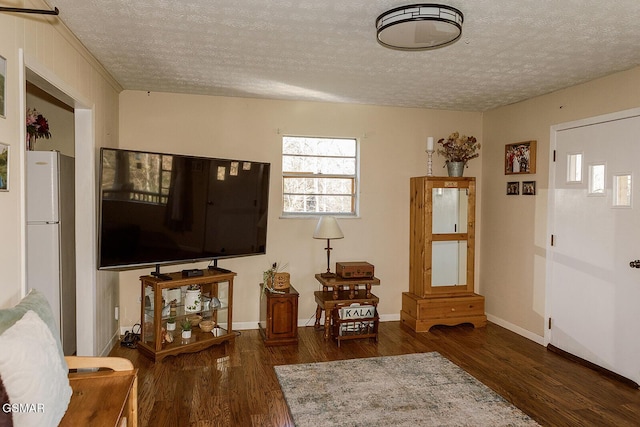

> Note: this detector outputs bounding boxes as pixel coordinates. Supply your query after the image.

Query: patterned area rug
[275,352,540,427]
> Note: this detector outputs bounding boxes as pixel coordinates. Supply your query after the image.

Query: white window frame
[281,136,359,217]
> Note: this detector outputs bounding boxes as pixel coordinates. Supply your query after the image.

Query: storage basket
[269,272,290,290]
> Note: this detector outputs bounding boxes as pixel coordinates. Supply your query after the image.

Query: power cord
[120,323,141,349]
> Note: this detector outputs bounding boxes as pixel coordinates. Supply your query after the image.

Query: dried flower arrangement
[437,132,480,165]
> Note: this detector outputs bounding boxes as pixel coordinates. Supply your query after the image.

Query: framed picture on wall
[0,55,6,118]
[505,140,536,175]
[0,143,8,191]
[506,181,519,195]
[523,181,536,195]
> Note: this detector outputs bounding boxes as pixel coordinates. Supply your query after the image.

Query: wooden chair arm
[62,356,138,427]
[65,356,134,372]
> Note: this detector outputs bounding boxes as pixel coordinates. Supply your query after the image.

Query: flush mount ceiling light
[376,4,464,51]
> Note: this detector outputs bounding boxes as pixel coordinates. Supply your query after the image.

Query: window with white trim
[282,136,358,215]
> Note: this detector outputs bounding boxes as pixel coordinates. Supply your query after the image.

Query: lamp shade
[313,216,344,240]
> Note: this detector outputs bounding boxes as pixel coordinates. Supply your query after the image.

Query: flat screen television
[97,147,270,271]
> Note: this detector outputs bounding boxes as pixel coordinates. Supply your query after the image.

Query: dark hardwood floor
[109,322,640,426]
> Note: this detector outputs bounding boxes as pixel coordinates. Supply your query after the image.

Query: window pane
[283,194,353,214]
[614,174,632,207]
[588,163,605,195]
[283,177,354,195]
[567,153,582,183]
[283,137,356,156]
[283,155,356,175]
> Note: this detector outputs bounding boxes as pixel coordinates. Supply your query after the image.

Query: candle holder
[426,149,434,176]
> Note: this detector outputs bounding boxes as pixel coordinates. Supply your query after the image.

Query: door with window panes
[549,109,640,385]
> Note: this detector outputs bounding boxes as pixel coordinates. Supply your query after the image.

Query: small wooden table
[314,274,380,299]
[314,289,379,340]
[259,285,299,346]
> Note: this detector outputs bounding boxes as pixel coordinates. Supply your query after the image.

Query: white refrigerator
[26,151,76,356]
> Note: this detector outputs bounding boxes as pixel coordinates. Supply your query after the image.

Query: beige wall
[481,66,640,339]
[0,0,121,356]
[117,90,484,328]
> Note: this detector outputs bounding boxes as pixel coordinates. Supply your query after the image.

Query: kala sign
[339,304,376,319]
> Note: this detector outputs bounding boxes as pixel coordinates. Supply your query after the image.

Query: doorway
[547,107,640,386]
[22,51,98,356]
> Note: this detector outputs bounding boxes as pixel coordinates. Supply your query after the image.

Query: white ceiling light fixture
[376,4,464,51]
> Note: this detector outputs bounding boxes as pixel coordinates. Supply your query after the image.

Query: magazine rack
[331,303,379,347]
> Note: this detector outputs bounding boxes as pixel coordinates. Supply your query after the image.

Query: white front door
[548,108,640,385]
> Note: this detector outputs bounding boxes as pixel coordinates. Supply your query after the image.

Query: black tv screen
[98,148,270,270]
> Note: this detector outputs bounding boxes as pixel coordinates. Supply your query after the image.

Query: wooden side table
[314,289,379,340]
[315,274,380,299]
[259,285,299,346]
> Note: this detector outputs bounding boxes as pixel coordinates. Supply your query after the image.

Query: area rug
[275,352,540,427]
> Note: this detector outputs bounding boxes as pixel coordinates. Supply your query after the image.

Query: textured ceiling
[44,0,640,111]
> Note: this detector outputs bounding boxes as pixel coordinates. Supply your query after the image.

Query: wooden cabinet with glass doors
[401,176,487,332]
[138,269,235,362]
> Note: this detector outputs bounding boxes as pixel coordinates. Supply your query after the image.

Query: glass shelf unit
[138,269,236,362]
[402,176,487,332]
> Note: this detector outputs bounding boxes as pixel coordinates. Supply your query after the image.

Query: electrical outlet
[114,306,119,321]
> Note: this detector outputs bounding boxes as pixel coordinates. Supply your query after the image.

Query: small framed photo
[0,55,6,118]
[523,181,536,195]
[0,143,8,191]
[505,140,536,175]
[506,181,519,195]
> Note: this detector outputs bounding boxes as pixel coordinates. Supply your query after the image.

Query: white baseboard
[234,313,401,332]
[103,330,121,356]
[486,313,544,346]
[379,313,401,322]
[235,321,261,330]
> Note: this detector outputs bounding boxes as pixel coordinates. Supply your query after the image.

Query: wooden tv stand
[138,269,236,362]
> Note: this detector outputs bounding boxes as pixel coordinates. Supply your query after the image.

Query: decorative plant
[181,319,192,331]
[166,317,176,332]
[262,262,288,296]
[26,108,52,141]
[437,132,480,165]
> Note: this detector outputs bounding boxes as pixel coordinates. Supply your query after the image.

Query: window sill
[279,214,360,220]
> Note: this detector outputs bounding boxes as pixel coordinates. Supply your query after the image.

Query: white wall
[117,90,484,329]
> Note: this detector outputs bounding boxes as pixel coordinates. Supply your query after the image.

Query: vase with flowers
[26,108,52,151]
[436,132,480,177]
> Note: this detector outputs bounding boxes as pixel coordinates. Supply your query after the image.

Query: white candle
[426,136,434,152]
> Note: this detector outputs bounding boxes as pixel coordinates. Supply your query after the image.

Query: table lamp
[313,216,344,277]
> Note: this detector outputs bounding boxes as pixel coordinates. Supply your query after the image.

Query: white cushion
[0,291,72,427]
